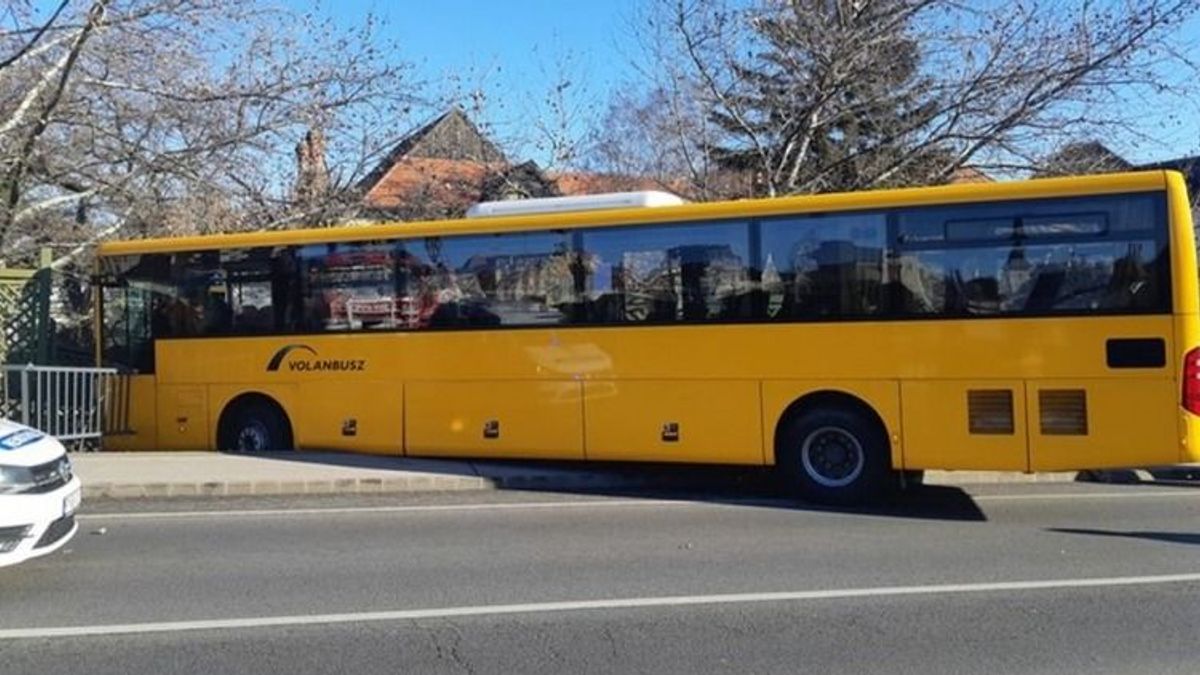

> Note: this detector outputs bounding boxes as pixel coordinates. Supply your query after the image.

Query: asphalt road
[2,483,1199,674]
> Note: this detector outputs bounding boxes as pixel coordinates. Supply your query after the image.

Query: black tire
[220,400,292,452]
[776,406,893,505]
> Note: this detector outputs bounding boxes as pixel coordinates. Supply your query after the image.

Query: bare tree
[600,0,1200,198]
[586,85,750,199]
[0,0,417,264]
[358,54,610,223]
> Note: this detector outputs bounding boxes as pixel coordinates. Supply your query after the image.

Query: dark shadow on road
[1047,527,1200,546]
[226,452,988,522]
[1076,468,1200,488]
[1148,467,1200,481]
[502,479,988,523]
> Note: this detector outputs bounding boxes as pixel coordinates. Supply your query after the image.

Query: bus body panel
[151,318,1176,385]
[157,385,209,450]
[582,380,762,463]
[1027,378,1178,470]
[1166,171,1200,462]
[104,374,158,451]
[900,379,1028,471]
[406,380,582,459]
[1180,412,1200,463]
[138,311,1176,470]
[293,380,403,454]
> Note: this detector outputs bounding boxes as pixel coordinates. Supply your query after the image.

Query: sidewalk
[72,452,788,499]
[70,451,1200,500]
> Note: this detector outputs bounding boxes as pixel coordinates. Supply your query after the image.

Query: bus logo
[267,344,318,371]
[266,344,366,373]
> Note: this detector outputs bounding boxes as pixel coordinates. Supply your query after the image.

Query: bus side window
[579,220,752,325]
[408,231,576,329]
[893,194,1168,317]
[760,213,886,320]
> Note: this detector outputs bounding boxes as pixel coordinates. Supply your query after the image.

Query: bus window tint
[119,250,224,339]
[760,213,886,319]
[894,193,1168,316]
[580,221,753,323]
[899,193,1159,244]
[221,248,273,334]
[895,240,1166,315]
[100,257,156,372]
[406,231,576,328]
[298,241,398,331]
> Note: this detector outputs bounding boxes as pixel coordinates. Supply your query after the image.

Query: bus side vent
[967,390,1014,435]
[1039,390,1088,435]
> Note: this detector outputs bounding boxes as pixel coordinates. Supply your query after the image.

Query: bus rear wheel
[776,406,891,505]
[219,398,293,452]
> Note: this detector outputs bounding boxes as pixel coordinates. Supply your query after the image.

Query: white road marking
[76,489,1200,521]
[74,499,697,521]
[3,572,1199,640]
[972,491,1200,502]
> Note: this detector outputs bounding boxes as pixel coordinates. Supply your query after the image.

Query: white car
[0,420,81,567]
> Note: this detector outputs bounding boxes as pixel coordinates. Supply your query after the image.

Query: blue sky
[298,0,642,163]
[292,0,1199,168]
[29,0,1200,168]
[377,0,637,92]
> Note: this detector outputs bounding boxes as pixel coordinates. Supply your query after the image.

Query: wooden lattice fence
[0,253,117,443]
[0,248,93,367]
[0,265,47,366]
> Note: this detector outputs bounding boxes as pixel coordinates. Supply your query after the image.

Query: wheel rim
[235,421,271,452]
[800,426,865,488]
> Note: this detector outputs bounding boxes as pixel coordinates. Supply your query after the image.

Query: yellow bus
[96,170,1200,503]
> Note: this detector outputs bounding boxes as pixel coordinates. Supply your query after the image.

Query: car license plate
[63,489,81,516]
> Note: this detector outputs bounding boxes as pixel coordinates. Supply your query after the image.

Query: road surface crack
[417,620,476,675]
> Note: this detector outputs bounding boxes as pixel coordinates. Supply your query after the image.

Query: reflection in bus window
[894,193,1166,316]
[580,221,753,323]
[164,251,221,337]
[298,242,398,331]
[413,231,576,327]
[761,214,886,319]
[102,283,155,372]
[895,240,1165,315]
[898,193,1157,244]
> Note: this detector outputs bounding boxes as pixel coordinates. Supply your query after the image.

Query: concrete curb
[79,472,762,499]
[81,475,497,500]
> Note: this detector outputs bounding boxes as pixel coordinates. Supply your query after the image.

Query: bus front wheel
[219,398,293,452]
[776,406,891,505]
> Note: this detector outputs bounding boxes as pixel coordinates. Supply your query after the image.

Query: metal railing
[0,365,124,445]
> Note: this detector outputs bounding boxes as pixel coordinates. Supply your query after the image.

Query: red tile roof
[549,171,674,196]
[363,157,501,211]
[948,166,994,184]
